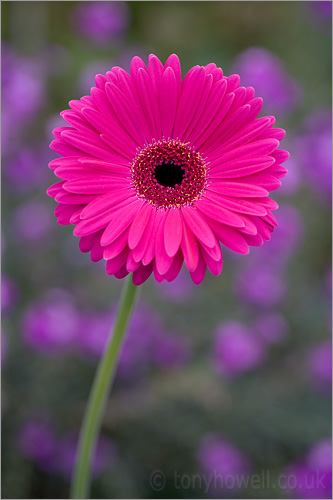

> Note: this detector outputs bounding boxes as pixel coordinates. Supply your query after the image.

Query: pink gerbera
[47,54,288,286]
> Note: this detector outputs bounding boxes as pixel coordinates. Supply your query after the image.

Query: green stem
[70,276,140,499]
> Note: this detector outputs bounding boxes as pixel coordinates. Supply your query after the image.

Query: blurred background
[1,1,332,499]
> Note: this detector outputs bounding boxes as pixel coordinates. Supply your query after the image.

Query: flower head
[48,54,288,285]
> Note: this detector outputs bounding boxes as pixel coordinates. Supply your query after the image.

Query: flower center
[154,162,185,188]
[132,140,207,209]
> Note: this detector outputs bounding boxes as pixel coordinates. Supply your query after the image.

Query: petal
[164,208,183,257]
[106,247,129,275]
[160,67,178,139]
[181,206,216,248]
[173,66,206,140]
[132,263,153,285]
[190,252,207,285]
[195,198,245,228]
[165,54,182,98]
[132,207,157,262]
[101,200,143,246]
[74,210,115,237]
[46,181,65,197]
[209,156,275,178]
[209,138,279,163]
[193,91,234,150]
[79,232,102,253]
[205,181,269,198]
[60,129,118,162]
[63,176,130,194]
[155,213,174,275]
[105,82,147,145]
[238,215,258,235]
[162,250,184,282]
[207,218,249,254]
[103,227,130,260]
[81,107,137,156]
[204,191,267,216]
[189,78,227,144]
[180,217,199,272]
[136,68,160,139]
[142,209,163,265]
[80,190,133,220]
[182,74,213,142]
[200,245,223,276]
[147,54,164,96]
[128,202,153,249]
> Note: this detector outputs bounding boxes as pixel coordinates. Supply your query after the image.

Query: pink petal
[164,208,183,257]
[188,78,227,144]
[238,215,258,236]
[155,213,174,275]
[203,104,252,155]
[206,181,269,198]
[182,74,213,142]
[270,150,290,164]
[114,264,130,280]
[80,190,133,220]
[126,251,141,272]
[81,107,137,155]
[193,91,234,150]
[103,227,130,260]
[173,66,206,140]
[55,192,96,205]
[79,232,102,253]
[132,208,157,263]
[190,252,207,285]
[207,218,249,254]
[128,202,153,249]
[132,263,153,285]
[234,174,281,191]
[61,110,95,134]
[60,130,118,162]
[204,191,267,216]
[105,82,147,145]
[210,138,279,163]
[142,209,163,266]
[200,246,223,276]
[165,54,182,98]
[160,67,178,139]
[181,218,199,272]
[90,239,104,262]
[181,207,216,248]
[225,74,240,93]
[195,199,245,228]
[136,68,161,139]
[50,139,83,158]
[106,247,129,275]
[243,233,264,247]
[63,176,129,194]
[46,181,65,197]
[101,201,143,246]
[209,156,275,178]
[55,204,84,225]
[74,210,115,237]
[162,250,184,282]
[147,54,164,96]
[218,117,273,154]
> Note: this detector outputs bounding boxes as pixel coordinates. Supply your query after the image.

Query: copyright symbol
[150,470,166,491]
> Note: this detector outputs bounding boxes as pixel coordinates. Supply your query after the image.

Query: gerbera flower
[47,54,288,286]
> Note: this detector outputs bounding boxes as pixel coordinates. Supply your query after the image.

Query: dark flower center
[154,162,185,188]
[132,140,207,209]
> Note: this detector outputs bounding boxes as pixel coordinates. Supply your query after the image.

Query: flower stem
[70,276,139,499]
